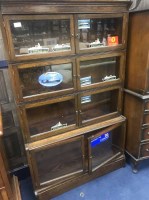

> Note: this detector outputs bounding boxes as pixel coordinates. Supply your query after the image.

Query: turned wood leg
[132,160,139,174]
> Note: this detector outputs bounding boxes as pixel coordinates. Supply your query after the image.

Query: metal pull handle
[146,149,149,152]
[147,132,149,135]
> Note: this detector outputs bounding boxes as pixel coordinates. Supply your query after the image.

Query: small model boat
[87,39,103,48]
[28,43,49,54]
[52,44,71,51]
[102,75,116,82]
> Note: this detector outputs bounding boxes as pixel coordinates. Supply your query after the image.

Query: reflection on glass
[81,89,118,122]
[19,63,73,97]
[26,99,76,136]
[90,127,123,170]
[35,139,83,184]
[10,19,71,56]
[80,57,120,86]
[78,17,122,50]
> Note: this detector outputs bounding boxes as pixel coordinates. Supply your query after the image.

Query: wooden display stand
[0,0,130,199]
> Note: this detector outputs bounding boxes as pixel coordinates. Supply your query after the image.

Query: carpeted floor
[20,159,149,200]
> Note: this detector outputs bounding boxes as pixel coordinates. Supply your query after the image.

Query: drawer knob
[147,132,149,135]
[146,149,149,152]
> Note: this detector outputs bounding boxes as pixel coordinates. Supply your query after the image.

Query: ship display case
[75,13,128,54]
[78,86,122,126]
[0,0,130,198]
[18,95,78,142]
[3,13,128,62]
[77,51,125,90]
[10,58,76,103]
[3,15,75,61]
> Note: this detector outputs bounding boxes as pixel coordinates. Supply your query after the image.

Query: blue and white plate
[38,72,63,87]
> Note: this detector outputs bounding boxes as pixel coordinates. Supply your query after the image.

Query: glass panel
[10,19,71,56]
[26,99,76,136]
[78,17,122,50]
[34,139,83,184]
[19,63,74,97]
[80,56,120,87]
[90,126,123,170]
[81,89,118,122]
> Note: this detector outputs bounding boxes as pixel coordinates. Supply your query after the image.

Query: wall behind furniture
[130,0,149,11]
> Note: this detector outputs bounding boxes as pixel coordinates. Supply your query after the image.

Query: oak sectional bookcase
[0,0,130,199]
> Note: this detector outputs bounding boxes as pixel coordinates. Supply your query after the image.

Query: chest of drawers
[124,11,149,172]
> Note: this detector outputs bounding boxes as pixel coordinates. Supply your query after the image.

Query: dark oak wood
[0,1,131,15]
[124,89,149,172]
[125,11,149,95]
[26,117,126,192]
[124,11,149,172]
[0,0,129,198]
[0,2,130,63]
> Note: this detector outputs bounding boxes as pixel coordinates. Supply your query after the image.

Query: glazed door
[10,58,76,103]
[28,136,85,189]
[78,87,122,126]
[88,123,125,173]
[19,95,78,142]
[3,15,75,61]
[75,13,128,54]
[76,52,125,90]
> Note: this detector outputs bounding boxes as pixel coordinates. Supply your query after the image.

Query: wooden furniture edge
[12,175,22,200]
[26,115,126,150]
[0,106,3,137]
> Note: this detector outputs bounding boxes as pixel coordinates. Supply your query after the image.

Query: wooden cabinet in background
[124,11,149,172]
[124,90,149,172]
[125,11,149,95]
[0,106,22,200]
[0,67,26,170]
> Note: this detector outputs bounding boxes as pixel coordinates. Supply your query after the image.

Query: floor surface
[20,159,149,200]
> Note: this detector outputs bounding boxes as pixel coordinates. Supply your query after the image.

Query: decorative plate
[38,72,63,87]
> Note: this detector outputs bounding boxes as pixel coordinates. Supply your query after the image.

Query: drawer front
[141,127,149,142]
[140,143,149,158]
[144,100,149,111]
[142,113,149,125]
